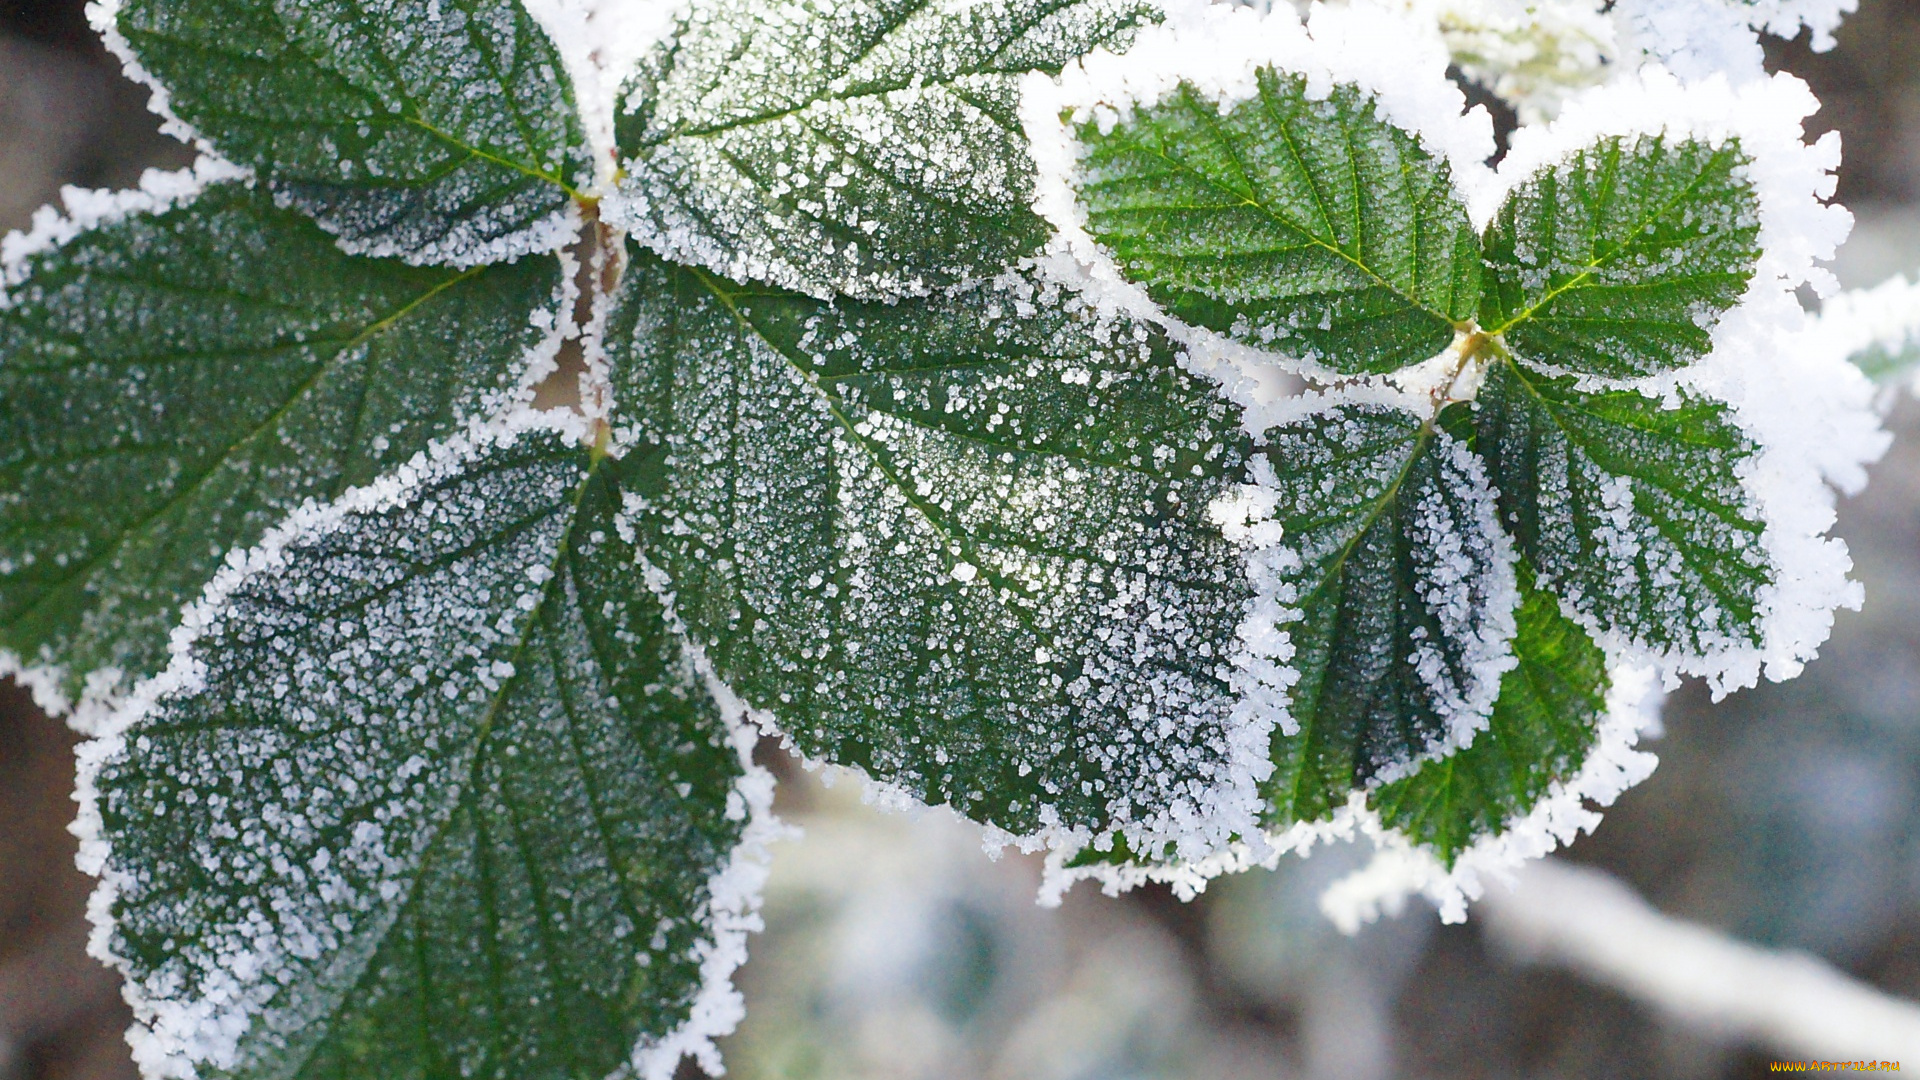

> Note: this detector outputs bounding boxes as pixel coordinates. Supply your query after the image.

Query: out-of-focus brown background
[3,2,1919,1078]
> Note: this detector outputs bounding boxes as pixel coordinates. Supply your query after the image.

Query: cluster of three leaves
[2,0,1275,1076]
[1066,67,1771,858]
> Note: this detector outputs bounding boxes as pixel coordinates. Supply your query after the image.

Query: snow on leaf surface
[76,422,765,1080]
[1368,568,1607,866]
[0,181,563,707]
[1066,66,1481,376]
[608,0,1162,300]
[107,0,593,265]
[1481,134,1762,380]
[606,248,1266,862]
[1257,401,1517,828]
[1470,358,1771,671]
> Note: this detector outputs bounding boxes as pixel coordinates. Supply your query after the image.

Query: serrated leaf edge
[1041,658,1662,911]
[1317,661,1662,929]
[0,158,251,731]
[1,156,248,297]
[1490,69,1883,695]
[70,410,782,1080]
[1038,388,1525,904]
[1,181,580,725]
[618,483,1280,909]
[91,0,595,269]
[1021,0,1495,386]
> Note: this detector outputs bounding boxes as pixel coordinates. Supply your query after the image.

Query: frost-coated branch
[1481,858,1920,1059]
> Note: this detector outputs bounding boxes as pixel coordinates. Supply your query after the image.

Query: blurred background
[3,1,1919,1077]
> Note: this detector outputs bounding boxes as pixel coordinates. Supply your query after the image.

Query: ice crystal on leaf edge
[0,8,1888,1076]
[1022,0,1886,914]
[68,413,784,1080]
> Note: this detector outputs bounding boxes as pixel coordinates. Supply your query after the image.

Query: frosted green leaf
[612,0,1161,299]
[1259,403,1516,827]
[1470,357,1770,657]
[83,427,753,1080]
[608,249,1255,850]
[1481,134,1762,379]
[1369,570,1608,866]
[114,0,592,264]
[1068,68,1481,375]
[0,183,562,701]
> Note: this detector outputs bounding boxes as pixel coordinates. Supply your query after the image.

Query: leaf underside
[613,0,1162,299]
[1481,133,1761,379]
[0,182,561,697]
[607,247,1254,845]
[1070,67,1481,375]
[1370,570,1608,865]
[1470,359,1770,657]
[118,0,592,263]
[1258,403,1514,828]
[93,428,748,1080]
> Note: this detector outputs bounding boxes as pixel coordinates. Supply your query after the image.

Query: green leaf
[1480,134,1761,379]
[1258,402,1516,827]
[612,0,1161,299]
[0,182,562,702]
[1369,569,1608,866]
[84,424,756,1080]
[1068,67,1482,375]
[607,248,1257,851]
[115,0,592,263]
[1470,356,1770,658]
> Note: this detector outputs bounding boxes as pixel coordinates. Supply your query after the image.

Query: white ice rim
[70,410,784,1080]
[1031,4,1885,692]
[1813,270,1920,410]
[70,410,586,1079]
[1042,659,1665,918]
[1490,67,1884,696]
[2,172,578,735]
[87,0,602,271]
[623,511,1284,906]
[626,658,783,1080]
[1025,38,1885,906]
[1,156,248,297]
[1,158,247,733]
[1021,0,1500,399]
[517,0,693,189]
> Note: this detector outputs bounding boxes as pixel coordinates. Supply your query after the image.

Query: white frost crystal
[1815,271,1920,405]
[1382,0,1617,123]
[72,414,779,1080]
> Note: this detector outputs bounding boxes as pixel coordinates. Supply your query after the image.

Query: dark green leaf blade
[1259,402,1517,827]
[611,0,1161,299]
[1471,357,1770,662]
[608,248,1259,857]
[1069,68,1482,375]
[1370,569,1608,866]
[113,0,592,263]
[0,181,563,706]
[79,423,762,1080]
[1481,133,1762,379]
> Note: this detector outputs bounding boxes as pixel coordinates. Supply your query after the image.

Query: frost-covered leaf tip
[608,0,1165,300]
[102,0,594,265]
[1030,3,1876,885]
[605,251,1271,866]
[74,421,775,1080]
[0,177,565,714]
